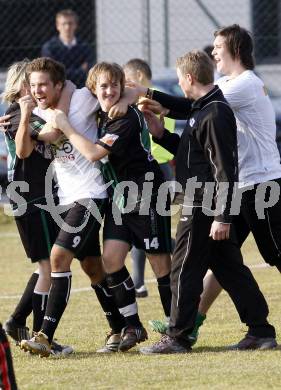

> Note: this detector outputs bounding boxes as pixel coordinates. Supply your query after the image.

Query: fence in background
[0,0,280,92]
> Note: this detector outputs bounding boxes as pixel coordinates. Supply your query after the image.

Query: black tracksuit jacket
[152,85,238,223]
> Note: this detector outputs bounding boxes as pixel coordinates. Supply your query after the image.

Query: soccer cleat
[135,285,148,298]
[188,312,206,346]
[140,334,191,354]
[96,331,121,353]
[20,331,51,357]
[227,335,278,351]
[149,312,206,347]
[118,326,148,352]
[3,317,30,345]
[51,340,74,356]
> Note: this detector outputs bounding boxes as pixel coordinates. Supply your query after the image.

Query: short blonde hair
[176,50,214,85]
[86,62,125,95]
[2,59,30,104]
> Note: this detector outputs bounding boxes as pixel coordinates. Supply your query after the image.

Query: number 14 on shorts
[144,237,159,250]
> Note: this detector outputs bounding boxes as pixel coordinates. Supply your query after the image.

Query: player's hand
[142,109,165,139]
[0,114,11,131]
[209,221,230,240]
[50,109,69,132]
[109,100,128,119]
[125,81,147,97]
[18,95,36,118]
[137,97,168,116]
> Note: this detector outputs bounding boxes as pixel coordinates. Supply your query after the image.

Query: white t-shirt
[216,70,281,187]
[35,87,107,204]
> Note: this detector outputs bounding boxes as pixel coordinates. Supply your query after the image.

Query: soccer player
[19,57,129,356]
[134,50,276,353]
[123,58,175,305]
[194,24,281,343]
[46,62,172,351]
[2,60,72,355]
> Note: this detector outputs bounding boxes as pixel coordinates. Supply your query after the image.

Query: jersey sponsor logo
[100,133,119,147]
[55,154,75,163]
[189,118,195,127]
[57,141,73,154]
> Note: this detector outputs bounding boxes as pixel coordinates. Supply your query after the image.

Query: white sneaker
[135,285,148,298]
[51,340,74,356]
[96,332,121,353]
[20,331,51,357]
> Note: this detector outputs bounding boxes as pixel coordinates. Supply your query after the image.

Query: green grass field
[1,209,281,390]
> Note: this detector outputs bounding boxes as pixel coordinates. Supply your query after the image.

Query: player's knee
[50,249,71,272]
[81,256,105,283]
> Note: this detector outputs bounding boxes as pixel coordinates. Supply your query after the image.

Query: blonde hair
[2,59,30,104]
[86,62,125,95]
[176,50,214,85]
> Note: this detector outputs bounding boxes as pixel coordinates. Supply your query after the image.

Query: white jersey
[216,70,281,187]
[35,87,107,204]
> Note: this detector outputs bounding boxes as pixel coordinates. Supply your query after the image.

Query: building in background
[0,0,280,94]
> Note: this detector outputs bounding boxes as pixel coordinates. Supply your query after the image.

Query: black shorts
[233,178,281,268]
[16,209,58,263]
[55,198,107,261]
[103,201,171,254]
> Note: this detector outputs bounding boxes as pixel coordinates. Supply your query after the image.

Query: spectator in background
[41,9,94,88]
[123,59,175,305]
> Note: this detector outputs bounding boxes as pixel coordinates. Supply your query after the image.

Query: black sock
[32,292,48,333]
[106,267,142,328]
[11,272,39,326]
[157,273,171,318]
[92,279,126,333]
[41,272,72,343]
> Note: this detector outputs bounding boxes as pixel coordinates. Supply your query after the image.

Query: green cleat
[149,312,206,346]
[188,312,206,346]
[149,319,168,334]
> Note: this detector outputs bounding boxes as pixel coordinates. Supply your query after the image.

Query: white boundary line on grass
[0,263,270,300]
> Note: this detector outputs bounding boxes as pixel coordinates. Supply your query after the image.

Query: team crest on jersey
[189,117,195,127]
[100,133,119,147]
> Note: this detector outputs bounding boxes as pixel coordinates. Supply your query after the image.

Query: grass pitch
[0,210,281,390]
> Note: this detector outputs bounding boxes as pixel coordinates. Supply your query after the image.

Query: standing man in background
[123,59,175,305]
[41,9,94,88]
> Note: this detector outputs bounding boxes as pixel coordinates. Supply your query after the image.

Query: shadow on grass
[50,350,143,360]
[44,345,281,360]
[190,344,281,353]
[47,344,281,360]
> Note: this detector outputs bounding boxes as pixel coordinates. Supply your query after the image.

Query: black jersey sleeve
[152,90,192,119]
[5,103,45,140]
[152,129,180,156]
